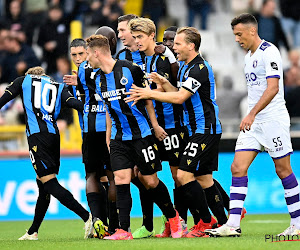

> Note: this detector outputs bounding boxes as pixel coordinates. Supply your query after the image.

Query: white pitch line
[247,220,289,223]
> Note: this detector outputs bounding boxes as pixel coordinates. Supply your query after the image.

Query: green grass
[0,214,299,250]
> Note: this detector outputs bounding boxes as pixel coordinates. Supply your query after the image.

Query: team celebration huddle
[0,12,300,241]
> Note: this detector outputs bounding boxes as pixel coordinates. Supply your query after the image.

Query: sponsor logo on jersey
[152,64,156,71]
[259,41,271,51]
[199,64,204,70]
[83,62,92,69]
[32,146,37,152]
[253,60,258,68]
[174,152,179,158]
[201,143,206,151]
[88,104,105,113]
[187,159,192,165]
[153,144,158,151]
[102,88,126,101]
[90,71,96,79]
[271,62,278,70]
[120,76,128,85]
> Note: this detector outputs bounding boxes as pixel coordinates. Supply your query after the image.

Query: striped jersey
[69,85,84,131]
[177,54,222,135]
[116,48,145,70]
[97,60,151,141]
[0,75,83,136]
[77,61,106,133]
[145,54,184,129]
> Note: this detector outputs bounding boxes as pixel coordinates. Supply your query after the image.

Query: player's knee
[85,172,97,180]
[177,170,192,185]
[275,165,292,179]
[146,177,159,189]
[231,161,244,176]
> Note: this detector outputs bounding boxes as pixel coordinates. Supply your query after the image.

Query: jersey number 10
[32,81,57,113]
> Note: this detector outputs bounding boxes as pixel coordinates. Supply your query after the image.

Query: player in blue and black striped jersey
[116,14,146,70]
[65,34,119,235]
[85,34,184,240]
[126,27,228,237]
[128,17,189,237]
[0,67,93,240]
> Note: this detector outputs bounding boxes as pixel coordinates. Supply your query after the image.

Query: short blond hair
[128,17,156,37]
[25,66,46,76]
[86,34,110,53]
[177,27,201,51]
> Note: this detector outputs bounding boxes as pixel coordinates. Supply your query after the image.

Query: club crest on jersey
[253,60,258,68]
[120,76,128,85]
[271,62,278,70]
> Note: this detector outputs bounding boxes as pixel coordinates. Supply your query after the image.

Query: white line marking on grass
[247,220,289,223]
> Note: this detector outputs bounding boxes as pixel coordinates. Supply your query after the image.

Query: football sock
[227,176,248,227]
[132,177,154,231]
[28,179,50,234]
[116,184,132,231]
[87,189,108,225]
[281,173,300,228]
[204,183,227,225]
[108,200,119,232]
[181,180,211,224]
[214,178,230,211]
[43,178,89,222]
[174,186,188,222]
[149,180,176,219]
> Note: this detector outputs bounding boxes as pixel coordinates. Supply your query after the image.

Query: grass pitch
[0,214,299,250]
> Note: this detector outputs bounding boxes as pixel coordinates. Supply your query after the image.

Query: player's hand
[153,125,168,141]
[63,74,78,86]
[154,44,166,55]
[149,72,167,86]
[124,82,152,106]
[239,113,255,132]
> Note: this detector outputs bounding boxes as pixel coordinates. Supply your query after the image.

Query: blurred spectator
[279,0,300,48]
[0,83,23,125]
[0,83,24,150]
[90,0,123,33]
[0,28,8,78]
[142,0,167,28]
[0,33,40,83]
[24,0,48,45]
[253,0,290,51]
[1,0,27,43]
[285,71,300,120]
[50,55,71,83]
[231,0,263,15]
[37,5,70,74]
[186,0,212,30]
[284,50,300,94]
[216,75,246,120]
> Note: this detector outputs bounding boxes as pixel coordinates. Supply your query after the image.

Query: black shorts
[179,133,221,176]
[156,126,189,166]
[27,132,60,178]
[82,132,111,174]
[109,135,162,175]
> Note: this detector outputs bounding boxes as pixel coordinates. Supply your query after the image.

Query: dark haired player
[85,34,184,240]
[0,67,93,240]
